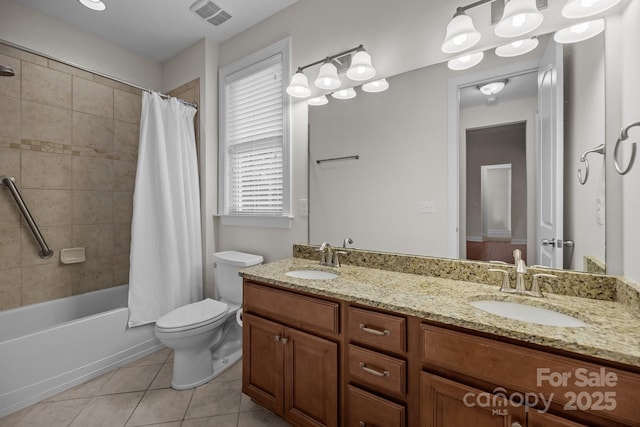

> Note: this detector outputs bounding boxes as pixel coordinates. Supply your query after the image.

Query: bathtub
[0,285,162,418]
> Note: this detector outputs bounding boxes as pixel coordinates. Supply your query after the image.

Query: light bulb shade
[441,13,482,53]
[362,79,389,93]
[79,0,106,10]
[562,0,621,19]
[495,0,544,38]
[495,37,539,57]
[478,80,507,95]
[331,88,357,100]
[346,50,376,81]
[447,51,484,71]
[554,18,605,43]
[308,95,328,106]
[286,71,311,98]
[314,62,341,90]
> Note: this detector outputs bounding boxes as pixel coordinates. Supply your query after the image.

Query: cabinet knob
[280,337,289,345]
[274,335,281,342]
[511,422,523,427]
[359,422,366,427]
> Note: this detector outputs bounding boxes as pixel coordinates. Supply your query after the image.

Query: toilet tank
[213,251,263,304]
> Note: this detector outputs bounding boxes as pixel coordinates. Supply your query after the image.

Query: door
[536,38,564,268]
[284,327,338,427]
[482,164,512,240]
[242,313,284,415]
[420,373,525,427]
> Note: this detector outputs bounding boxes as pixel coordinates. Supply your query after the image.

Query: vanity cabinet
[243,281,340,427]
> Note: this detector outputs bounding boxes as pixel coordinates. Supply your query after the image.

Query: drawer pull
[359,362,390,377]
[511,423,523,427]
[359,422,366,427]
[359,324,390,336]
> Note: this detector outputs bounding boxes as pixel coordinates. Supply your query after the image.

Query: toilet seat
[156,299,228,333]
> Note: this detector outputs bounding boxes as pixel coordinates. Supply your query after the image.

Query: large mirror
[309,30,607,273]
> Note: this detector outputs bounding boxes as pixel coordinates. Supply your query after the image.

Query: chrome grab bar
[1,175,53,259]
[577,144,605,185]
[613,121,639,175]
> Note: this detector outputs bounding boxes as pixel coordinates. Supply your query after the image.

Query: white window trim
[218,37,292,229]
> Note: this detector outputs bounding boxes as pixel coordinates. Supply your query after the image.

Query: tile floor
[0,348,291,427]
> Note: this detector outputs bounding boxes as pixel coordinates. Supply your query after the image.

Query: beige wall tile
[21,150,72,189]
[0,149,22,228]
[0,53,20,98]
[114,254,130,286]
[0,228,21,270]
[73,224,113,258]
[0,43,47,65]
[114,89,141,124]
[72,256,114,294]
[73,112,114,154]
[22,100,72,145]
[114,120,139,162]
[72,156,114,191]
[0,95,21,139]
[22,62,72,108]
[113,223,131,255]
[73,77,113,118]
[47,60,93,80]
[21,263,72,305]
[21,189,72,226]
[0,267,21,310]
[114,191,133,224]
[21,225,72,267]
[0,147,21,184]
[94,75,134,93]
[113,160,137,191]
[73,190,114,225]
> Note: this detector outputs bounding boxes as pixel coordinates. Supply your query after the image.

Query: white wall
[0,0,162,89]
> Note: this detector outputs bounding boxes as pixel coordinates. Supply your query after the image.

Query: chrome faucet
[515,259,527,293]
[317,242,346,267]
[343,237,353,248]
[489,259,557,298]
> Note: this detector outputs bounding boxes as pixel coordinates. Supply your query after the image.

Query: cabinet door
[528,411,588,427]
[243,313,284,415]
[284,327,338,427]
[420,372,525,427]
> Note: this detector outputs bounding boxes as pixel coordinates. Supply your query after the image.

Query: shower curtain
[128,92,202,327]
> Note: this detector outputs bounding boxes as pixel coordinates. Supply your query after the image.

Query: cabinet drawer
[348,344,406,396]
[244,281,339,335]
[348,307,406,353]
[420,324,640,426]
[347,385,405,427]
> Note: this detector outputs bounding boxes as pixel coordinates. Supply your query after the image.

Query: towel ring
[577,144,605,185]
[613,121,639,175]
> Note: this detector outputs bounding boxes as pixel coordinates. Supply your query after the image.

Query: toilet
[155,251,263,390]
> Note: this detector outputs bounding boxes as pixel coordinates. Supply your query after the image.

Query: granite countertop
[241,257,640,369]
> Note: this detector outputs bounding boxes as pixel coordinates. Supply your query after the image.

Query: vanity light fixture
[78,0,106,11]
[308,95,329,106]
[362,78,389,93]
[553,18,605,44]
[331,88,357,100]
[447,51,484,71]
[441,9,482,54]
[495,37,539,57]
[494,0,544,38]
[286,44,377,98]
[562,0,621,19]
[478,79,508,95]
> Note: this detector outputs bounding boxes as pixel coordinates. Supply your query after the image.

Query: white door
[536,39,564,268]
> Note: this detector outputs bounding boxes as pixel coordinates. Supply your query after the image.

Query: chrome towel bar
[316,155,359,165]
[577,144,605,185]
[1,175,53,259]
[613,121,639,175]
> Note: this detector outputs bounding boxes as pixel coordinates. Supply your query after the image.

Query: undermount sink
[469,300,588,327]
[285,270,339,280]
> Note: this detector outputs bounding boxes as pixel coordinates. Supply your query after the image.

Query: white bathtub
[0,285,162,418]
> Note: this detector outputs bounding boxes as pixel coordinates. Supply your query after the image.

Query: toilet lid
[156,299,228,331]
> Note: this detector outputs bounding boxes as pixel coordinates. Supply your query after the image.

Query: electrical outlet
[418,201,436,214]
[299,199,308,217]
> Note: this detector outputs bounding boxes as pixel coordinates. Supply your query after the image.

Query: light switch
[418,201,436,214]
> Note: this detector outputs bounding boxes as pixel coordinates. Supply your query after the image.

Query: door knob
[541,238,556,247]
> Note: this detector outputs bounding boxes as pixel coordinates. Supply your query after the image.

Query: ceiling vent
[190,0,232,26]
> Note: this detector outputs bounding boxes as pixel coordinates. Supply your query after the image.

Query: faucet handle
[488,268,514,293]
[333,251,347,267]
[528,273,557,297]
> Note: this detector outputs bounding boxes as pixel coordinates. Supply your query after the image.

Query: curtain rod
[0,38,198,110]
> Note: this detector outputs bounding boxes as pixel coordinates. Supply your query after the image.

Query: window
[218,38,291,228]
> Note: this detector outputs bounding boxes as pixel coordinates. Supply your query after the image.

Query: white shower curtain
[128,91,202,327]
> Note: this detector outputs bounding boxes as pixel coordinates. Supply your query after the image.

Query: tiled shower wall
[0,42,141,310]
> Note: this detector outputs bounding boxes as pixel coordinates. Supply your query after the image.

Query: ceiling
[14,0,298,62]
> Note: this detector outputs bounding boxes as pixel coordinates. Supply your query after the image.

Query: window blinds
[225,54,284,214]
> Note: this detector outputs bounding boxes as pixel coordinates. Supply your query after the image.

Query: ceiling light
[447,51,484,71]
[562,0,621,19]
[478,79,508,95]
[346,48,376,81]
[286,70,311,98]
[331,88,357,100]
[78,0,106,11]
[441,11,482,54]
[495,37,539,57]
[495,0,544,38]
[362,79,389,93]
[308,95,328,106]
[314,61,341,90]
[554,18,605,43]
